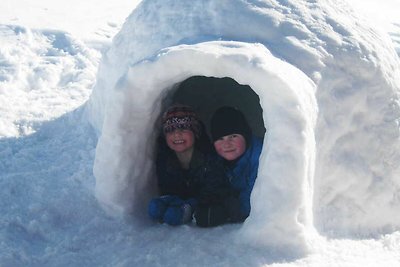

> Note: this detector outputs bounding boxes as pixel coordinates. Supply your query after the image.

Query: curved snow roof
[87,0,400,252]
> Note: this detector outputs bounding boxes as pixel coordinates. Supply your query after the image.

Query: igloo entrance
[167,76,266,139]
[92,41,317,250]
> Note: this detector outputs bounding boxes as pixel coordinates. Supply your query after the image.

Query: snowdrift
[86,0,400,252]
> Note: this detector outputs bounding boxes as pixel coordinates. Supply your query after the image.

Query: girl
[148,104,229,226]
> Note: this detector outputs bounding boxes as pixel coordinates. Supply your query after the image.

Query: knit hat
[162,104,201,137]
[210,106,252,144]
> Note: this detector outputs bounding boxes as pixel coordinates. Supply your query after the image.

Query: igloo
[86,0,400,252]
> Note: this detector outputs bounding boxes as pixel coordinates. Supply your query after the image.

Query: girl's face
[166,129,195,153]
[214,134,246,161]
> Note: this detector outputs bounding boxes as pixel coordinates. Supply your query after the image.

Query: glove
[194,204,229,227]
[163,203,193,225]
[149,195,196,225]
[148,197,168,221]
[148,195,184,221]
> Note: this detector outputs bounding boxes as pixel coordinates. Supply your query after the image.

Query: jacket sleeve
[239,137,263,218]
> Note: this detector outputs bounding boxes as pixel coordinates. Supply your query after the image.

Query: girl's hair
[195,120,213,154]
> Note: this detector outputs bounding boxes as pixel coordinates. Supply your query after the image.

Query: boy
[195,106,263,226]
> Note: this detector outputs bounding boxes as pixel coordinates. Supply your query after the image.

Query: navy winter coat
[156,140,230,205]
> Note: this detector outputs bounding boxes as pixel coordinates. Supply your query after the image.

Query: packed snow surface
[1,0,400,266]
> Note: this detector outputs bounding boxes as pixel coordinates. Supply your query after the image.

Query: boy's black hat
[210,106,251,144]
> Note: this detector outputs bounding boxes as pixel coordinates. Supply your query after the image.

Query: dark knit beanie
[162,104,201,137]
[210,106,252,144]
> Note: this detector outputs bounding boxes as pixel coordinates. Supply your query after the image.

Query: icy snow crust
[87,0,400,252]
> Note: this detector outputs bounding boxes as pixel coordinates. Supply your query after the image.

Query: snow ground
[1,0,400,266]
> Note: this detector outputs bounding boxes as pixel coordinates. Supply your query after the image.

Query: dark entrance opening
[170,76,266,138]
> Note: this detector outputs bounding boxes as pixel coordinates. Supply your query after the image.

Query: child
[148,104,229,226]
[194,106,263,226]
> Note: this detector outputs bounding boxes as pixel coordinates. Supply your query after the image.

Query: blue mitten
[163,196,196,225]
[149,195,196,225]
[163,204,193,225]
[148,197,168,221]
[148,195,182,221]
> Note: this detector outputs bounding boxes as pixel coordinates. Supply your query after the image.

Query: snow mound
[0,25,99,137]
[87,0,400,253]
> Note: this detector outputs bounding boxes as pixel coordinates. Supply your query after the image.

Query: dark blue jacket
[224,136,263,219]
[156,140,230,205]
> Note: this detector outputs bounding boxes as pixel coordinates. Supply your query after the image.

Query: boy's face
[214,134,246,161]
[166,129,195,153]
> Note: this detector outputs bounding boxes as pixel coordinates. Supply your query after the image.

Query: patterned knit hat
[162,104,201,137]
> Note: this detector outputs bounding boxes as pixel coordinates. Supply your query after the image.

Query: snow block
[87,0,400,253]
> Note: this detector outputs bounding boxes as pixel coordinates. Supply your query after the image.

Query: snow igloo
[86,0,400,251]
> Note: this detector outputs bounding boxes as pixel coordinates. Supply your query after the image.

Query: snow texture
[87,0,400,253]
[0,25,99,138]
[1,0,400,265]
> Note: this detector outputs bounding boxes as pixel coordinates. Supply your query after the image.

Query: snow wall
[86,0,400,252]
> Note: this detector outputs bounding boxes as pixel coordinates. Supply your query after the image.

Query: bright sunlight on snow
[1,0,400,266]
